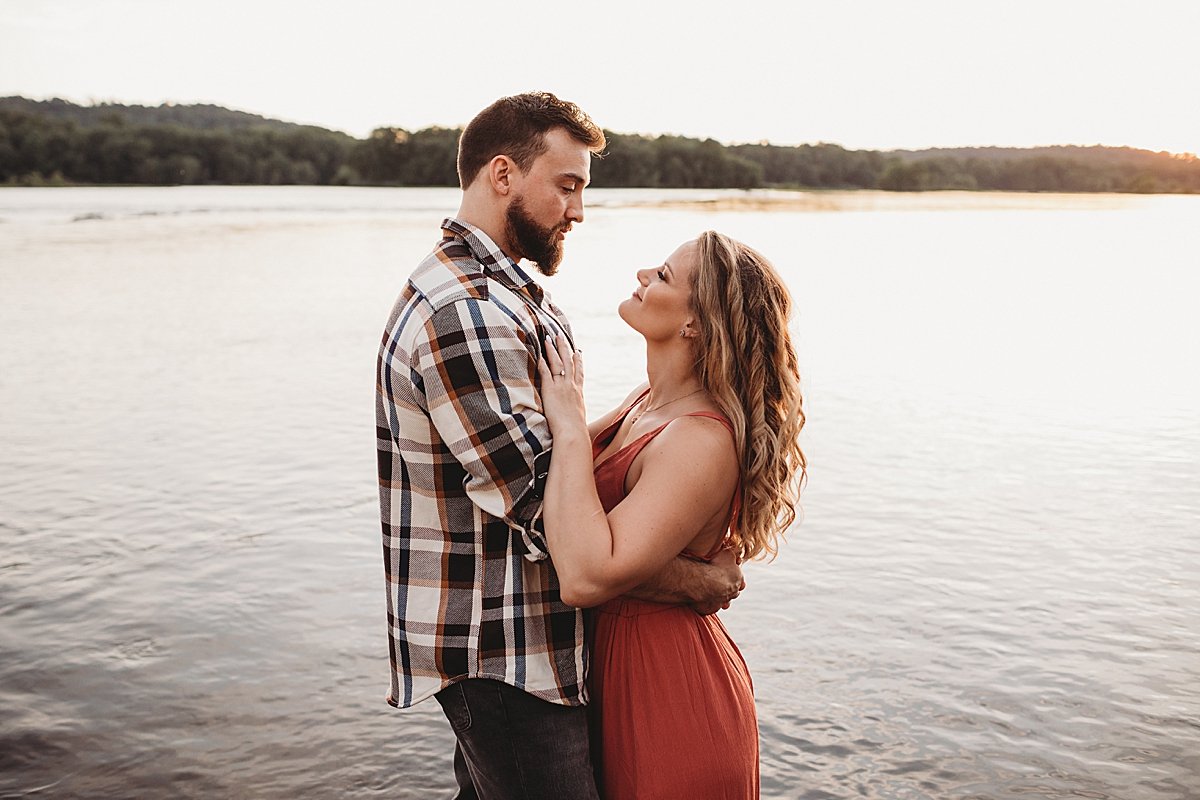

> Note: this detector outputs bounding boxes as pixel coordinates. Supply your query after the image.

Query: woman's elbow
[558,578,609,609]
[553,554,635,608]
[556,564,625,608]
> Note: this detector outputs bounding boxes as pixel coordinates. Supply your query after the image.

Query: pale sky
[2,0,1197,154]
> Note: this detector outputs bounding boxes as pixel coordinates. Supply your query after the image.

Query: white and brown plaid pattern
[377,218,585,708]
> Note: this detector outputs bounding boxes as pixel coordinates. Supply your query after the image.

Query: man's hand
[624,546,746,612]
[689,548,745,616]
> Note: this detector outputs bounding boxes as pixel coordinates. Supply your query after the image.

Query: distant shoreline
[3,186,1187,220]
[4,96,1198,195]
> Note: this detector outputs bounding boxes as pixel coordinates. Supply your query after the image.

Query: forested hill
[0,96,324,133]
[3,96,1197,193]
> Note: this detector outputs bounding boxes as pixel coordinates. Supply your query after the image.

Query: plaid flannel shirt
[376,218,586,708]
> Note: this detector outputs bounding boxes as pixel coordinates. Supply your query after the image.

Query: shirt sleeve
[415,296,553,560]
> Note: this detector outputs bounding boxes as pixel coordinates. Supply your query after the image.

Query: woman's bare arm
[538,339,739,609]
[580,381,737,611]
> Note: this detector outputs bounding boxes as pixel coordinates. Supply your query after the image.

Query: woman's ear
[680,317,699,339]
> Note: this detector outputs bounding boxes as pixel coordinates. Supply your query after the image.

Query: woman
[538,231,806,799]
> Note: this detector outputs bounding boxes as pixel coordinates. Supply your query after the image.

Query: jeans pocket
[437,682,473,734]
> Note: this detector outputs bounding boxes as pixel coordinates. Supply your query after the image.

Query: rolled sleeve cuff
[511,448,553,562]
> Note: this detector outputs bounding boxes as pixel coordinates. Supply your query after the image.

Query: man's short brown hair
[456,92,606,189]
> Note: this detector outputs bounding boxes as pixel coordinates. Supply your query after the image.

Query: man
[376,92,743,799]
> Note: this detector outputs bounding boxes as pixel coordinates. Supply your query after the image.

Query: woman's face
[617,239,698,341]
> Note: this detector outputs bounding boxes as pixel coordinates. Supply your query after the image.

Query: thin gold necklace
[631,387,705,426]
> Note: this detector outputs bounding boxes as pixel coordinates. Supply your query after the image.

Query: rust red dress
[587,397,759,799]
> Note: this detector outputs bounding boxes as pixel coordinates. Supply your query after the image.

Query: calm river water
[1,186,1198,799]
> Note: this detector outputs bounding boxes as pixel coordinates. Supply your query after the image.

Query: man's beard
[505,196,565,276]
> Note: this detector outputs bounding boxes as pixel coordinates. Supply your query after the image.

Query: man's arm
[625,548,745,616]
[414,297,552,556]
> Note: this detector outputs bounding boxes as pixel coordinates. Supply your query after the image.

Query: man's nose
[567,194,584,224]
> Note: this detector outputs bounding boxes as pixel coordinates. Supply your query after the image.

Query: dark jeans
[434,678,599,800]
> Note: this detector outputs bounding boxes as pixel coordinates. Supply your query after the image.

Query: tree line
[2,97,1197,193]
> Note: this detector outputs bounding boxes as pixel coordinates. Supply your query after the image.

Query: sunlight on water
[1,187,1198,799]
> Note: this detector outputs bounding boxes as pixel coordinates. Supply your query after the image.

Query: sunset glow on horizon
[2,0,1197,155]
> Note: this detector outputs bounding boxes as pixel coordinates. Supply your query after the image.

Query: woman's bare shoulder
[620,414,739,522]
[644,413,739,473]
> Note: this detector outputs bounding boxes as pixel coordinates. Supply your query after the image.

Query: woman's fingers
[537,343,557,379]
[556,334,572,370]
[543,336,563,375]
[542,335,585,388]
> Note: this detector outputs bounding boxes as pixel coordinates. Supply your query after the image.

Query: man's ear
[488,155,516,196]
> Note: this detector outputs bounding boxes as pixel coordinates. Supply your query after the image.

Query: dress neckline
[592,388,649,469]
[593,387,736,468]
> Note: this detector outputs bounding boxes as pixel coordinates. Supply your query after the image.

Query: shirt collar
[441,217,540,291]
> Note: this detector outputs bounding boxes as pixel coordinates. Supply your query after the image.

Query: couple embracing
[375,92,806,800]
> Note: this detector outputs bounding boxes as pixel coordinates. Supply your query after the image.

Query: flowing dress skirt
[589,597,759,800]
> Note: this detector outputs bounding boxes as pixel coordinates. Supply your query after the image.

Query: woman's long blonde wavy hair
[691,231,806,561]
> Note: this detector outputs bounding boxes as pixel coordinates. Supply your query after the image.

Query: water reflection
[1,187,1198,799]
